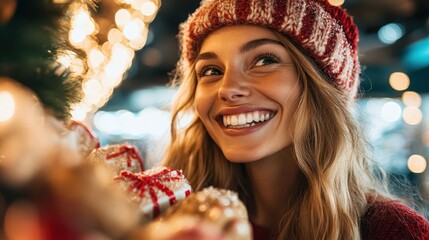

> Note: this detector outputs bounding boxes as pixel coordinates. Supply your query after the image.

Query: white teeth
[231,115,238,125]
[238,114,246,124]
[253,112,259,122]
[246,113,253,123]
[222,111,274,128]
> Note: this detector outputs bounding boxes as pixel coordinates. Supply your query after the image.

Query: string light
[141,1,157,16]
[115,9,132,27]
[59,1,162,120]
[123,19,145,40]
[108,28,123,44]
[88,48,106,69]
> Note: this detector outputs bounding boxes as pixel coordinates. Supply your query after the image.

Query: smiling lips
[222,110,274,129]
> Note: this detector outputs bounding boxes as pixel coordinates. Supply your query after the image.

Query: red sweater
[251,200,429,239]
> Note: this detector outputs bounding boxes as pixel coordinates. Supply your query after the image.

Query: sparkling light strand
[58,0,161,121]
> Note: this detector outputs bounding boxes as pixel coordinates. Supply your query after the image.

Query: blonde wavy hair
[162,29,389,239]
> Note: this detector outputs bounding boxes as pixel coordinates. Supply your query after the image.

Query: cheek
[194,88,221,143]
[194,86,213,121]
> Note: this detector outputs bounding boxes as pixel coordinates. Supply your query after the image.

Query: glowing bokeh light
[131,0,145,9]
[407,155,427,173]
[83,79,101,95]
[94,111,118,133]
[123,19,144,40]
[112,43,133,61]
[88,48,106,68]
[65,1,161,117]
[70,105,89,121]
[72,9,92,30]
[105,61,125,78]
[0,91,15,122]
[137,108,170,138]
[115,9,131,27]
[403,106,423,125]
[378,23,404,44]
[129,35,147,50]
[380,101,402,122]
[328,0,345,7]
[81,38,98,52]
[389,72,410,91]
[101,41,113,55]
[69,29,87,44]
[118,110,138,136]
[69,8,95,44]
[83,19,95,35]
[141,1,157,16]
[401,91,422,108]
[108,28,123,44]
[83,79,103,105]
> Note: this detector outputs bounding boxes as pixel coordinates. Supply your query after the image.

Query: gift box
[87,144,145,176]
[139,187,251,240]
[164,187,248,221]
[64,120,100,158]
[117,166,192,222]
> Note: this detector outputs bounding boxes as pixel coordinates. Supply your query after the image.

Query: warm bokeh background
[85,0,429,207]
[1,3,428,236]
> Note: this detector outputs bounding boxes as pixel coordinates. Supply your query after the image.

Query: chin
[222,150,263,163]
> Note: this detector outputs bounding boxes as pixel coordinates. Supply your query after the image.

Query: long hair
[275,33,392,239]
[162,30,390,239]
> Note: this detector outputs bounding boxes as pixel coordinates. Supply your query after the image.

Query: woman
[162,0,429,239]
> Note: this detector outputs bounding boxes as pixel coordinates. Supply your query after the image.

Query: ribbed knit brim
[178,0,361,99]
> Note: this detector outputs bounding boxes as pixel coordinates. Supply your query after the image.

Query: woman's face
[194,25,302,163]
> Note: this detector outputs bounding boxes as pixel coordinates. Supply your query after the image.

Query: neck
[245,145,300,231]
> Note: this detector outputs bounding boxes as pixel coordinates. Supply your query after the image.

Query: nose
[217,69,250,102]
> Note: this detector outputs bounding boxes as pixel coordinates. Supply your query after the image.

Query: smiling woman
[194,26,300,163]
[161,0,429,239]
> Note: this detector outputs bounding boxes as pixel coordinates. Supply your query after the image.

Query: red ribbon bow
[105,145,144,171]
[118,168,190,218]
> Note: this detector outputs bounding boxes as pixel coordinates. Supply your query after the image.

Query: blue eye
[198,65,223,77]
[253,53,280,67]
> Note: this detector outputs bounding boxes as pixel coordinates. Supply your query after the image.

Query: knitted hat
[178,0,360,99]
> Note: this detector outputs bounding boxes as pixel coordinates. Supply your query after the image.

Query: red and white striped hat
[178,0,361,99]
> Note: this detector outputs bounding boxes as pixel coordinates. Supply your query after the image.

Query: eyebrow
[239,38,284,54]
[194,38,284,63]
